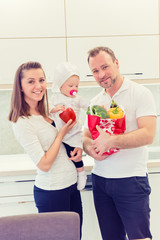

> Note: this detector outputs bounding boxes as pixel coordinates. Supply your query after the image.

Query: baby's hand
[50,105,65,113]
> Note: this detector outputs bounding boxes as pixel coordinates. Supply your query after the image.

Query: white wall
[0,0,159,85]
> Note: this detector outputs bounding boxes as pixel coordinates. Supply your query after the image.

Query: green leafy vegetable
[87,105,109,119]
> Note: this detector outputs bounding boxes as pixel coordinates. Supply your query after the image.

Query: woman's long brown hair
[8,61,49,122]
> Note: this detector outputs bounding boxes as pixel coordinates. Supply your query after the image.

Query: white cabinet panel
[66,0,159,36]
[0,180,37,217]
[67,36,159,80]
[0,201,37,217]
[0,181,34,197]
[0,0,65,37]
[0,38,66,84]
[81,190,101,240]
[149,173,160,240]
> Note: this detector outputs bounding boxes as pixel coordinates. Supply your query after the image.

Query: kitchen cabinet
[0,0,159,85]
[67,36,159,81]
[0,38,67,84]
[66,0,158,36]
[0,0,65,38]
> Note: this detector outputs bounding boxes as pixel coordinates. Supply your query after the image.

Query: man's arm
[92,115,157,155]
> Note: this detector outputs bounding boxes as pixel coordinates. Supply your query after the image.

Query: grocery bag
[88,114,126,155]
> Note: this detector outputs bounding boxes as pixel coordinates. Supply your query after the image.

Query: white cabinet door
[67,36,159,80]
[0,196,37,217]
[0,38,66,84]
[66,0,158,36]
[0,180,37,217]
[0,0,65,38]
[81,190,102,240]
[149,173,160,240]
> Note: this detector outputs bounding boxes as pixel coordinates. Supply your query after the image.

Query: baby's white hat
[52,62,80,92]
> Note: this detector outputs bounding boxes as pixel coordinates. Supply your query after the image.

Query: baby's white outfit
[50,92,89,190]
[50,92,89,148]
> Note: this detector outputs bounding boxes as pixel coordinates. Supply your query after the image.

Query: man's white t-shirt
[85,78,157,178]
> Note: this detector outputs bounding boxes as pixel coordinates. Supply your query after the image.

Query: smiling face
[60,75,79,97]
[88,50,120,89]
[21,68,47,107]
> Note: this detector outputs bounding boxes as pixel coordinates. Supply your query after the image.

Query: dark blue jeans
[34,183,83,237]
[92,173,152,240]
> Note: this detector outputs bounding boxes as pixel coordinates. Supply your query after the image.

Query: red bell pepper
[59,108,76,123]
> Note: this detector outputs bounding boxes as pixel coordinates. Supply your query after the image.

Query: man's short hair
[87,46,116,63]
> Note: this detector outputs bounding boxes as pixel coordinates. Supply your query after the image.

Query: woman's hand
[58,119,76,139]
[69,147,82,162]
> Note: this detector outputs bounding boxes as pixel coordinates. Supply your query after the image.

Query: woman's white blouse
[12,115,77,190]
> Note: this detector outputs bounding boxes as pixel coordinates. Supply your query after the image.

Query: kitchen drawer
[0,200,37,217]
[0,180,34,197]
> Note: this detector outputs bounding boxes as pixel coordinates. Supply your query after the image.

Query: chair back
[0,211,80,240]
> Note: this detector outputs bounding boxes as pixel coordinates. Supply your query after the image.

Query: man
[83,46,156,240]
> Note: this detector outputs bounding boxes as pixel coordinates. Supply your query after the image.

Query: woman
[8,61,83,234]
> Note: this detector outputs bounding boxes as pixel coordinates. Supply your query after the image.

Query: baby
[50,62,89,190]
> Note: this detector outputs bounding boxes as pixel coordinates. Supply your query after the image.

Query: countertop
[0,154,95,177]
[0,154,160,177]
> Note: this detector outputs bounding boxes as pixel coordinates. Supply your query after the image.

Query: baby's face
[60,75,79,97]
